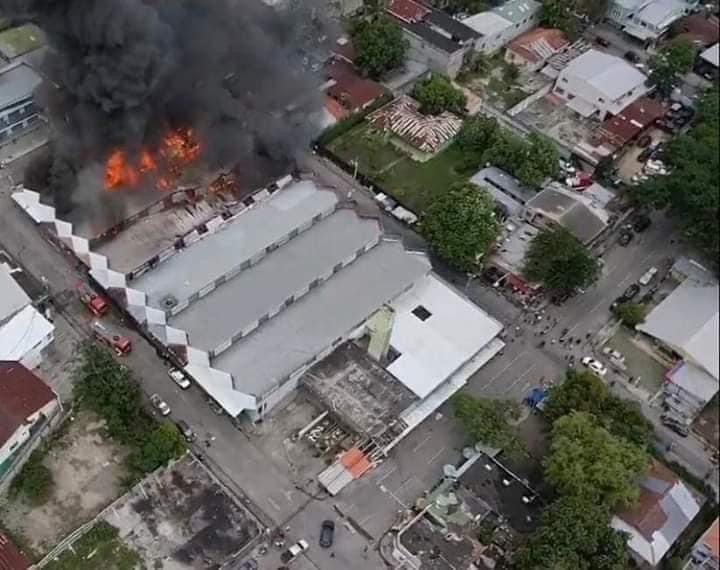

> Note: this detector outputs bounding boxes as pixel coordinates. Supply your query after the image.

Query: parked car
[637,147,654,162]
[624,50,640,63]
[176,420,195,442]
[618,283,641,303]
[661,414,690,437]
[280,540,309,563]
[319,520,335,548]
[638,266,659,286]
[581,357,607,376]
[636,134,652,148]
[150,393,171,416]
[595,36,611,47]
[618,231,633,246]
[168,367,191,389]
[632,214,652,232]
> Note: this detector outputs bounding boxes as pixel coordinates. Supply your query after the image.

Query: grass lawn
[45,521,141,570]
[0,24,45,58]
[328,123,469,214]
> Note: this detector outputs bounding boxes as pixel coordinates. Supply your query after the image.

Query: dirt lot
[0,410,130,556]
[104,455,260,569]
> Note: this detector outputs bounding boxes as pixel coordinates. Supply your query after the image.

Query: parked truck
[79,285,109,317]
[92,321,132,355]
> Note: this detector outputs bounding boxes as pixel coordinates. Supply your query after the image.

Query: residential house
[470,166,535,219]
[0,529,30,570]
[506,28,569,71]
[637,264,718,420]
[367,95,463,160]
[594,96,666,149]
[622,0,697,43]
[0,263,54,368]
[0,62,42,144]
[322,57,387,122]
[697,43,719,78]
[524,182,610,245]
[612,460,702,567]
[463,0,541,54]
[385,0,480,78]
[687,517,719,569]
[673,13,720,48]
[0,362,60,475]
[553,49,649,121]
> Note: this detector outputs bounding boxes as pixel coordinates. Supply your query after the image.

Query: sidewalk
[0,123,49,164]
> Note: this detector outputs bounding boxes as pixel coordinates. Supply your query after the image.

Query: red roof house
[324,58,386,114]
[0,362,57,452]
[507,28,569,70]
[386,0,430,23]
[674,14,720,48]
[595,97,666,148]
[0,529,30,570]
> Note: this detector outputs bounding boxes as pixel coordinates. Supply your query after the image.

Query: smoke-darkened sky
[1,0,334,213]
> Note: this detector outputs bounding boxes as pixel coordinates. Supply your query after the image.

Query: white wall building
[463,0,541,54]
[0,362,59,470]
[0,264,54,369]
[553,49,650,121]
[0,62,42,144]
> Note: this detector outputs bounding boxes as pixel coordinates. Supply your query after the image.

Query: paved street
[0,146,716,569]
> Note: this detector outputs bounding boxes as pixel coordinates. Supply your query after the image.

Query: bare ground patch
[0,410,130,555]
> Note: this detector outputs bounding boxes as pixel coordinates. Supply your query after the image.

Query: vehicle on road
[618,231,633,246]
[581,356,607,376]
[661,414,690,437]
[150,393,171,416]
[595,36,610,47]
[91,321,132,355]
[168,367,191,389]
[636,134,651,147]
[176,420,195,442]
[632,214,652,232]
[624,50,640,63]
[319,520,335,548]
[280,539,309,563]
[638,266,659,286]
[612,284,641,309]
[79,287,109,316]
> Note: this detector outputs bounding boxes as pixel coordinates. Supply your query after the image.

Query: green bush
[9,449,53,506]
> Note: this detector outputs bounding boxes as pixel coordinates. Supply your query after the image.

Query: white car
[150,393,171,416]
[168,368,191,389]
[638,266,659,286]
[281,539,309,563]
[581,357,607,376]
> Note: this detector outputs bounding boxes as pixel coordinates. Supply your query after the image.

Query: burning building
[3,0,333,218]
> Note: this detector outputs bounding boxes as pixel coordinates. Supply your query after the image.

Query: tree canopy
[543,369,653,447]
[127,422,187,477]
[352,17,408,80]
[649,39,697,97]
[482,131,559,187]
[455,115,500,171]
[421,182,500,271]
[545,412,649,509]
[524,227,599,293]
[513,495,630,570]
[452,393,522,453]
[540,0,610,36]
[631,87,719,266]
[614,302,647,328]
[412,74,466,115]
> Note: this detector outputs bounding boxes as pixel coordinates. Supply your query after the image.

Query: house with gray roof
[0,62,42,143]
[553,49,650,121]
[638,270,718,418]
[524,182,610,244]
[464,0,541,54]
[612,460,702,567]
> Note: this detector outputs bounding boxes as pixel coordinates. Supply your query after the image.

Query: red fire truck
[78,285,109,317]
[91,321,132,356]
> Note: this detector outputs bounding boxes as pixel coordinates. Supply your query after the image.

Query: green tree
[513,495,630,570]
[649,39,697,97]
[452,393,522,452]
[455,115,499,171]
[544,369,653,447]
[614,302,646,327]
[545,412,649,509]
[632,87,719,265]
[576,0,610,22]
[482,129,527,177]
[540,0,578,37]
[543,369,609,422]
[421,183,500,271]
[517,133,560,187]
[73,344,153,444]
[352,17,408,80]
[10,449,53,506]
[412,74,467,115]
[127,422,186,476]
[524,228,599,293]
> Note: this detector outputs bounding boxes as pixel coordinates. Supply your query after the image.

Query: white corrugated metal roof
[701,43,719,67]
[387,274,503,398]
[0,264,30,323]
[0,305,54,361]
[562,49,647,101]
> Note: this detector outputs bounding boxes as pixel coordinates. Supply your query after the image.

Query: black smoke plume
[3,0,333,215]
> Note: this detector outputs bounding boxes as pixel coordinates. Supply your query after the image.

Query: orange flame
[103,129,200,191]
